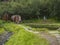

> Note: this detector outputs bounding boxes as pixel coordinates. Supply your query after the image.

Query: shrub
[24,24,60,30]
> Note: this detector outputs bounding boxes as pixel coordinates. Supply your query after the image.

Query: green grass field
[0,20,49,45]
[0,19,60,45]
[0,28,5,34]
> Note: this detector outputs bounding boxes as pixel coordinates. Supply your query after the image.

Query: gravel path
[49,31,60,45]
[39,32,59,45]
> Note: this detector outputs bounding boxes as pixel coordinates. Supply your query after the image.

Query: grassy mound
[0,20,49,45]
[4,23,49,45]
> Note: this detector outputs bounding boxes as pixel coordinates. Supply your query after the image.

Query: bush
[24,24,60,30]
[0,0,60,20]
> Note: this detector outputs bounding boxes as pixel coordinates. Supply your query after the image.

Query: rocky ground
[0,31,13,45]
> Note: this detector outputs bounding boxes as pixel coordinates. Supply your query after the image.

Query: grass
[32,28,48,32]
[23,23,60,30]
[0,20,49,45]
[22,19,60,33]
[22,19,60,25]
[0,28,5,34]
[4,23,49,45]
[22,19,57,23]
[22,19,60,31]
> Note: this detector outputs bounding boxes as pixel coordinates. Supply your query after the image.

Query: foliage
[0,0,60,20]
[22,19,57,23]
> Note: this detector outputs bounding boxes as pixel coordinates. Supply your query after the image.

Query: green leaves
[0,0,60,20]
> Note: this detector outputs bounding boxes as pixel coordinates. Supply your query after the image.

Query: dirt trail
[49,31,60,45]
[55,34,60,45]
[39,32,59,45]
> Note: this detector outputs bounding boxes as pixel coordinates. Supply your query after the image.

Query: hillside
[0,20,49,45]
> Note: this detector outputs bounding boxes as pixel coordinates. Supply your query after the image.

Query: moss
[0,28,5,34]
